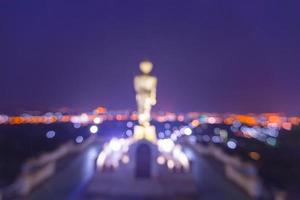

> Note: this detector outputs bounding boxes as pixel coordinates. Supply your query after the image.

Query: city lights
[157,156,166,165]
[93,117,102,124]
[73,123,81,129]
[121,155,129,164]
[109,138,122,152]
[126,129,133,137]
[227,140,237,149]
[2,2,300,199]
[249,152,261,161]
[46,130,56,139]
[1,111,299,130]
[167,160,175,170]
[266,137,277,146]
[75,136,84,144]
[89,125,98,134]
[158,139,175,153]
[181,126,192,136]
[126,121,134,128]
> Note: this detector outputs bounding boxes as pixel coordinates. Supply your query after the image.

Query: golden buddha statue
[133,60,157,142]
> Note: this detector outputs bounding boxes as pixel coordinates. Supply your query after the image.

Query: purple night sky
[0,0,300,114]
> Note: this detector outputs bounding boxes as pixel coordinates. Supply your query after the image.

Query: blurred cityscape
[1,107,299,199]
[1,1,300,200]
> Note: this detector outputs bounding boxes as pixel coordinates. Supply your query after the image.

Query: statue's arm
[151,78,157,105]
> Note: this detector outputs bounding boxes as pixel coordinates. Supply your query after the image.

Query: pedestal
[133,125,156,142]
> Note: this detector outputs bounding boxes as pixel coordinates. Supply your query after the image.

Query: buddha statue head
[139,60,153,74]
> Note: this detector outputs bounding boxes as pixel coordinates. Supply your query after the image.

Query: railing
[188,140,263,198]
[1,135,97,199]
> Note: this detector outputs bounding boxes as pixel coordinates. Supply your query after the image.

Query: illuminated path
[27,142,250,200]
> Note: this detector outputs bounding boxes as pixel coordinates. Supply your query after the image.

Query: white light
[72,114,90,124]
[227,140,237,149]
[173,130,181,137]
[167,160,175,169]
[158,132,165,138]
[126,121,134,128]
[70,116,80,124]
[158,139,174,153]
[170,134,177,141]
[0,115,9,124]
[46,130,56,139]
[212,136,221,143]
[207,117,216,124]
[219,130,228,137]
[81,113,89,122]
[219,130,228,139]
[126,129,133,137]
[172,145,190,171]
[90,125,98,134]
[157,156,165,165]
[93,117,102,124]
[173,145,182,158]
[75,136,84,144]
[97,151,106,168]
[183,127,192,136]
[110,138,121,151]
[122,155,129,164]
[165,130,172,136]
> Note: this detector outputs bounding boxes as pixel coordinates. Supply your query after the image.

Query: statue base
[133,125,156,142]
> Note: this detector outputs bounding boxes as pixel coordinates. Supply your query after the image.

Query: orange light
[224,117,234,125]
[282,122,292,131]
[116,114,122,121]
[130,114,138,121]
[49,116,58,123]
[61,115,70,122]
[157,116,165,123]
[191,119,200,127]
[9,117,22,124]
[269,115,281,124]
[95,106,106,114]
[236,115,257,126]
[249,151,260,160]
[289,117,299,125]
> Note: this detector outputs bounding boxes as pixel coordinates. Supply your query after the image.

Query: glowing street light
[156,156,165,165]
[90,125,98,134]
[93,117,102,124]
